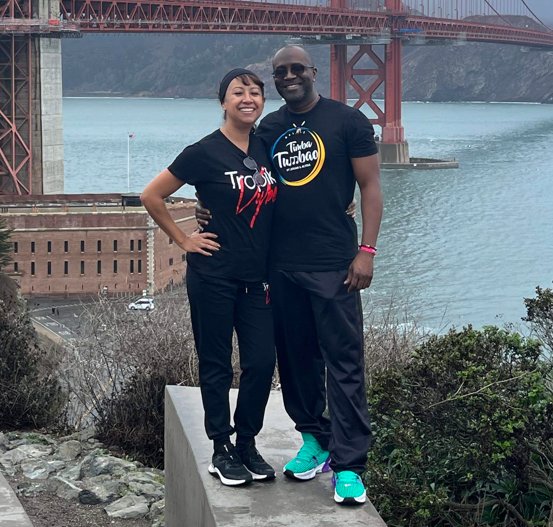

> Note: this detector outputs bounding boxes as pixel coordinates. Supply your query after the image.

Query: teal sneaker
[283,432,330,481]
[332,471,367,505]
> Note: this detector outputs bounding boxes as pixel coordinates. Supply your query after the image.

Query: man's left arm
[344,154,383,292]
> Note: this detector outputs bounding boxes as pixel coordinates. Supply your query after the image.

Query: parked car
[128,298,155,311]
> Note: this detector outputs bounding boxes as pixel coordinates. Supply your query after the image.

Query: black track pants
[186,266,276,444]
[269,268,372,474]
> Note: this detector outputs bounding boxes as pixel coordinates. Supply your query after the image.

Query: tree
[0,217,13,268]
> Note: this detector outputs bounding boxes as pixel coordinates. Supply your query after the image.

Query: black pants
[186,266,275,444]
[269,268,372,474]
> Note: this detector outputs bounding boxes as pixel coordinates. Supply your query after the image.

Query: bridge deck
[165,386,387,527]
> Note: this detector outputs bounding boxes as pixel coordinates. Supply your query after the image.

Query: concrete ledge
[165,386,387,527]
[0,472,33,527]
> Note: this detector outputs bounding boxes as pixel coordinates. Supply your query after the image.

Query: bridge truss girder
[0,35,32,195]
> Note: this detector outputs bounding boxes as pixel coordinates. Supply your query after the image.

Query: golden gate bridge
[0,0,552,194]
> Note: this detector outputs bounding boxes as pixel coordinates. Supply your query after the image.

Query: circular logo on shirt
[270,126,326,187]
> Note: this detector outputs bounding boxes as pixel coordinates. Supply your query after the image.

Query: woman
[141,69,277,487]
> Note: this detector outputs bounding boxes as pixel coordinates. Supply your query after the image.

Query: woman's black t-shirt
[168,130,277,282]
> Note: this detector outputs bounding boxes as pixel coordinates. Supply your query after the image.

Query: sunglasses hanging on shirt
[243,156,265,187]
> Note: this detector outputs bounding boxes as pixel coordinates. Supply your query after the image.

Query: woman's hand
[179,231,220,256]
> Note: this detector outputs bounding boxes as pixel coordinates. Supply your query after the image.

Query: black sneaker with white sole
[208,442,253,486]
[236,439,276,481]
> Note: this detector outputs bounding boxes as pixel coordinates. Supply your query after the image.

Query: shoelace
[336,471,360,486]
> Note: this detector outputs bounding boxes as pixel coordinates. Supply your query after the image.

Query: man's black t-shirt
[168,130,277,282]
[256,96,378,272]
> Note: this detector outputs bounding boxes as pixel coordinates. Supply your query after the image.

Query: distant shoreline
[62,95,549,105]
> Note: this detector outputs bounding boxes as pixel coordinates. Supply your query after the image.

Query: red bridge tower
[330,0,408,164]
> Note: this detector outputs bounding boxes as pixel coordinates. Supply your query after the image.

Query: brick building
[0,194,197,297]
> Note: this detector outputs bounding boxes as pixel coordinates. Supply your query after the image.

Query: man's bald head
[273,45,314,68]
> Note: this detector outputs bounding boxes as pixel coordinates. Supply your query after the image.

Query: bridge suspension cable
[517,0,553,31]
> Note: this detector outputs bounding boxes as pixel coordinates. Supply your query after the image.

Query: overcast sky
[523,0,552,22]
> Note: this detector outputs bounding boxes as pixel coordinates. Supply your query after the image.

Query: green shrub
[365,326,553,527]
[524,283,553,355]
[0,296,66,429]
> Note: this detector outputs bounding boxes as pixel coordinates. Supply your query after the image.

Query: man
[198,45,382,505]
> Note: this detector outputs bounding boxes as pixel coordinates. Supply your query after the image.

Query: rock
[0,432,9,452]
[128,481,164,503]
[125,472,157,484]
[47,460,66,473]
[0,444,53,465]
[78,426,96,442]
[148,498,165,521]
[152,520,165,527]
[79,476,127,505]
[21,459,51,480]
[84,455,137,478]
[104,494,149,519]
[79,485,112,505]
[46,476,82,500]
[0,459,16,477]
[58,440,82,461]
[58,432,79,442]
[8,438,30,448]
[58,463,81,481]
[16,481,45,498]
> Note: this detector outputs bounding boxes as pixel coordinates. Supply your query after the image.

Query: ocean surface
[63,98,553,331]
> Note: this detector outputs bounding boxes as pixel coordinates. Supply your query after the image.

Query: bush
[365,326,553,527]
[0,291,66,429]
[65,292,219,468]
[524,283,553,356]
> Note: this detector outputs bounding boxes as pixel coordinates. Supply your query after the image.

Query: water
[63,98,553,330]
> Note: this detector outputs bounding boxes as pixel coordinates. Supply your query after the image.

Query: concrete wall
[165,386,388,527]
[0,472,33,527]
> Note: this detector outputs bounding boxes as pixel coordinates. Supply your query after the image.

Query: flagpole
[127,134,130,193]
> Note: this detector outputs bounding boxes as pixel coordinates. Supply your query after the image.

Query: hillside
[61,30,553,103]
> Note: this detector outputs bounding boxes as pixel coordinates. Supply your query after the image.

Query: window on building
[13,262,18,272]
[114,260,118,274]
[13,242,18,254]
[64,241,69,253]
[47,241,52,253]
[80,261,85,275]
[138,240,142,251]
[31,262,35,276]
[64,261,69,275]
[97,240,102,252]
[81,240,85,252]
[97,260,102,275]
[130,240,134,252]
[182,254,186,262]
[169,258,174,266]
[130,260,134,274]
[138,260,142,274]
[114,240,118,252]
[31,241,35,253]
[47,261,52,276]
[169,238,173,245]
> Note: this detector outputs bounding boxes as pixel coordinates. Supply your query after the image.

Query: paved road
[26,296,142,343]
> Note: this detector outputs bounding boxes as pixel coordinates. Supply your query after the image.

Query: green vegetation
[0,217,13,268]
[0,296,66,429]
[365,320,553,526]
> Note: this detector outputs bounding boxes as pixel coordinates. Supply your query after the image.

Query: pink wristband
[360,246,376,255]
